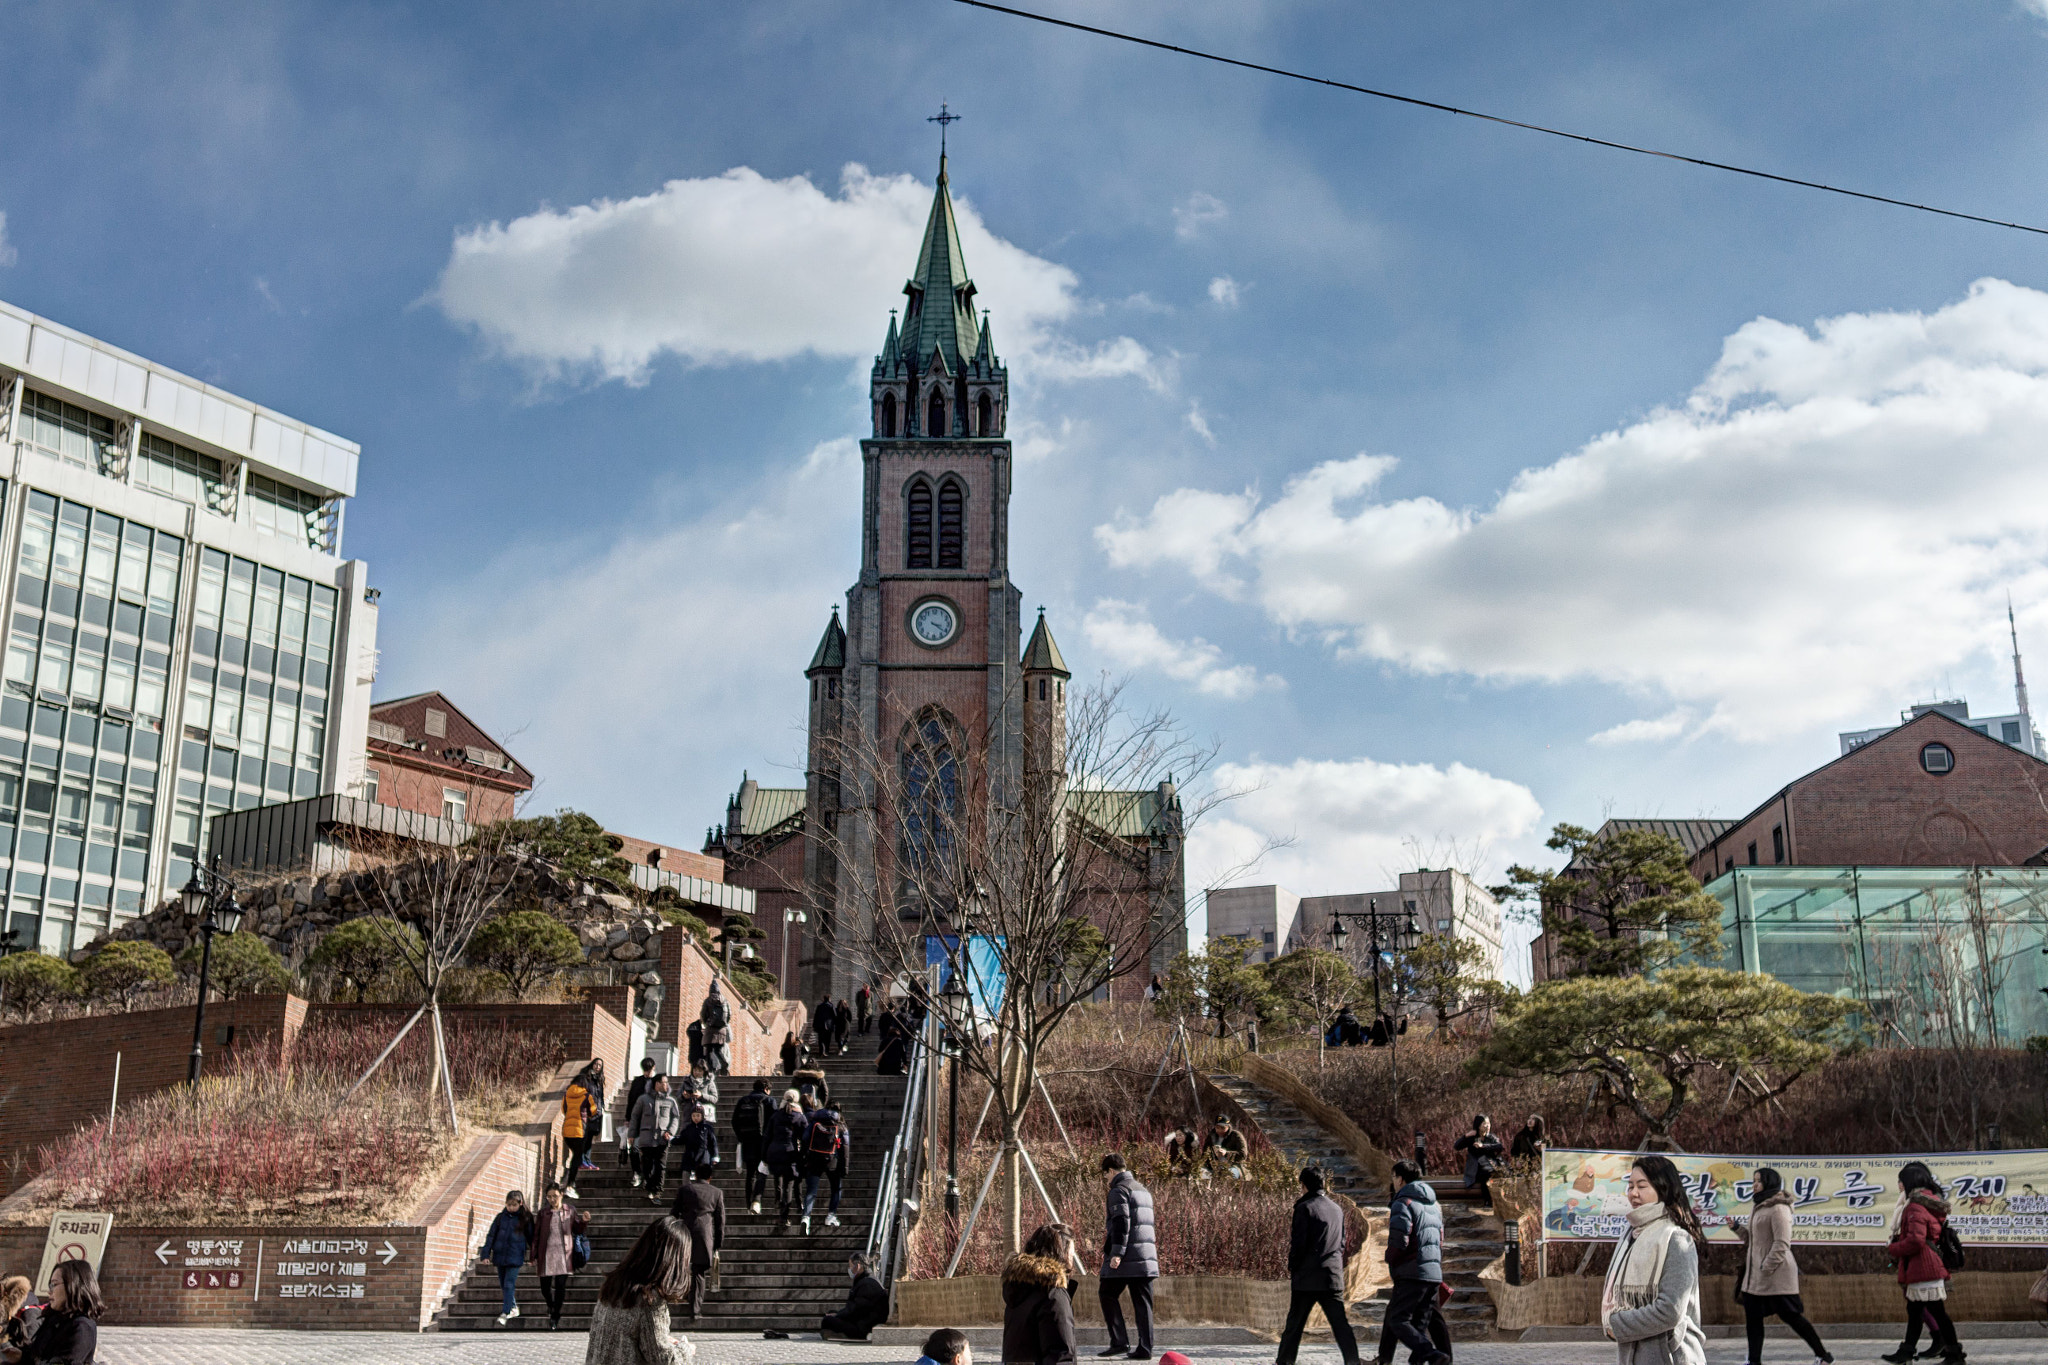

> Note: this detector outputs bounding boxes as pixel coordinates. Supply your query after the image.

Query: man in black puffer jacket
[1380,1160,1448,1365]
[1098,1153,1157,1360]
[1276,1165,1360,1365]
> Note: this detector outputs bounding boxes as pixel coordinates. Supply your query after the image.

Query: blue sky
[9,2,2048,975]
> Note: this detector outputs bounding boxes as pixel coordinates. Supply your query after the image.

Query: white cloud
[397,439,861,833]
[1082,598,1283,700]
[0,212,16,268]
[433,164,1153,387]
[1099,279,2048,742]
[1589,708,1694,745]
[1173,192,1229,241]
[1185,401,1215,445]
[1193,756,1542,901]
[1208,275,1240,308]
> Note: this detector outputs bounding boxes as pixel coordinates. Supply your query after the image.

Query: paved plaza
[94,1326,2048,1365]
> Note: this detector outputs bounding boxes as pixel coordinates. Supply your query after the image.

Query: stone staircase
[1206,1065,1497,1341]
[437,1021,907,1333]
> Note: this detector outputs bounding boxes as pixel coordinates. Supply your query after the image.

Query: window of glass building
[19,391,123,475]
[246,474,330,551]
[136,433,232,514]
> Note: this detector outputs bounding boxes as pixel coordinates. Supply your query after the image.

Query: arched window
[927,389,947,439]
[906,479,933,569]
[937,478,964,568]
[977,392,993,436]
[880,392,897,438]
[902,715,958,876]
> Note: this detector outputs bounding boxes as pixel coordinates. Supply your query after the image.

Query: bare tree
[811,677,1232,1254]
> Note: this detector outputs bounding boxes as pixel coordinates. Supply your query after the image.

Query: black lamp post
[942,963,970,1216]
[180,856,245,1085]
[1328,897,1420,1134]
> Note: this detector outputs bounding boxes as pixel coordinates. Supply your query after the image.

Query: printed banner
[1540,1147,2048,1246]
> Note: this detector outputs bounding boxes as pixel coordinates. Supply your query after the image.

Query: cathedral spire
[807,607,846,675]
[902,156,980,375]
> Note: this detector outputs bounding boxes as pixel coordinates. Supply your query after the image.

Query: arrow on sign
[377,1241,397,1265]
[155,1240,175,1265]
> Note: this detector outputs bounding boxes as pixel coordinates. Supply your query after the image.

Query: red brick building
[363,692,532,826]
[1689,709,2048,883]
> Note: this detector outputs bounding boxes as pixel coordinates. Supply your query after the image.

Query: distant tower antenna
[2012,596,2036,754]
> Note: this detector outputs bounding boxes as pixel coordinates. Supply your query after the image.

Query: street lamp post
[1328,897,1419,1140]
[941,964,970,1216]
[180,856,246,1085]
[780,908,807,999]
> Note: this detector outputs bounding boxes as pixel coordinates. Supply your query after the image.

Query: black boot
[1881,1347,1918,1365]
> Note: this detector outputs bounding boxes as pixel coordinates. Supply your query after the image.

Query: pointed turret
[1022,609,1070,677]
[807,608,847,675]
[902,156,982,378]
[880,311,901,371]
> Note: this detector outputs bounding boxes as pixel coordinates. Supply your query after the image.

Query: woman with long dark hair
[1453,1113,1506,1193]
[481,1189,536,1327]
[1600,1154,1706,1365]
[1884,1161,1961,1364]
[15,1259,102,1364]
[1509,1114,1547,1164]
[585,1217,696,1365]
[1732,1166,1832,1364]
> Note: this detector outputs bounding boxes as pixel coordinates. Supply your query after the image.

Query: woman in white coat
[1601,1154,1707,1365]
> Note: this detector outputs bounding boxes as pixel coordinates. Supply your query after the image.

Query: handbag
[572,1233,591,1272]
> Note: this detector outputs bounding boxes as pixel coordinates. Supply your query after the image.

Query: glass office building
[1704,865,2048,1044]
[0,299,376,956]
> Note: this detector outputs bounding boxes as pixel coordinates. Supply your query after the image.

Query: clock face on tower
[909,598,959,648]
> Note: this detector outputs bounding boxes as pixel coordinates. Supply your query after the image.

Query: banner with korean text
[1540,1147,2048,1245]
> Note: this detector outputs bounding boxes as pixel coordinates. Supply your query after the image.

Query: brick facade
[608,833,724,883]
[1690,710,2048,882]
[363,691,532,826]
[656,928,804,1077]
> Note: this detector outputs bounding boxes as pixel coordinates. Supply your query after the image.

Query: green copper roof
[808,611,846,673]
[1066,788,1171,839]
[738,785,806,837]
[1022,611,1069,676]
[902,156,981,376]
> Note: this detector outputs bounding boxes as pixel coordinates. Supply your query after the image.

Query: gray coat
[585,1299,693,1365]
[1385,1180,1443,1283]
[1288,1190,1346,1293]
[1608,1231,1706,1365]
[1100,1171,1158,1278]
[630,1092,682,1148]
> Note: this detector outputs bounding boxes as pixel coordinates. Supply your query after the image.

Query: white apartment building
[0,299,376,957]
[1205,884,1302,962]
[1278,867,1506,982]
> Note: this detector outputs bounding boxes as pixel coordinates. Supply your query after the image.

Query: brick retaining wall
[658,930,804,1075]
[1482,1268,2044,1328]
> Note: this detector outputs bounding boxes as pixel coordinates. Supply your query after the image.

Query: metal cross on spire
[929,101,961,157]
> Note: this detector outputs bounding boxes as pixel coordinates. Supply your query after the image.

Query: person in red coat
[1882,1161,1959,1364]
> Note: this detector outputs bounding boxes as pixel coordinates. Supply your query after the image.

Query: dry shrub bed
[17,1018,565,1225]
[1275,1037,2048,1276]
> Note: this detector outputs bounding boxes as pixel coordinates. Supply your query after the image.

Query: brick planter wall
[658,930,804,1075]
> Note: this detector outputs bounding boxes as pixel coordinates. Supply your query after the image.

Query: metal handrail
[865,1004,934,1283]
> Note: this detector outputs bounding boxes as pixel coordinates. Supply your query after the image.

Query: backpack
[734,1092,770,1140]
[1932,1220,1965,1272]
[807,1115,841,1158]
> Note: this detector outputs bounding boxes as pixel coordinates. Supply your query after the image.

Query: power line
[950,0,2048,239]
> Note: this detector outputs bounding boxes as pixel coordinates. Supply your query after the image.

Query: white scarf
[1602,1203,1681,1330]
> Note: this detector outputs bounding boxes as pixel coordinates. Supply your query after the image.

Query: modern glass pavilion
[1703,866,2048,1044]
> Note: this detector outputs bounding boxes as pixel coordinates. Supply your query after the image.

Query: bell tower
[804,153,1022,1000]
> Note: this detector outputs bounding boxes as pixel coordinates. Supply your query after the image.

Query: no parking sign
[36,1210,113,1289]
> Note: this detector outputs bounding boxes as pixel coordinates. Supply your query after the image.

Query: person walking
[701,983,732,1077]
[692,1064,720,1124]
[625,1058,658,1186]
[767,1088,810,1233]
[668,1168,726,1321]
[800,1097,845,1235]
[1730,1167,1832,1364]
[561,1064,602,1198]
[876,1007,909,1075]
[675,1104,719,1185]
[1884,1162,1962,1364]
[482,1190,535,1327]
[822,1107,852,1227]
[834,998,854,1054]
[1097,1153,1157,1360]
[1602,1154,1706,1365]
[814,995,839,1055]
[780,1030,800,1076]
[585,1217,697,1365]
[821,1253,891,1341]
[732,1078,774,1214]
[1453,1115,1506,1195]
[1381,1159,1447,1365]
[1276,1165,1362,1365]
[11,1260,100,1365]
[1509,1116,1546,1165]
[534,1184,589,1332]
[856,983,872,1035]
[631,1075,683,1202]
[1004,1224,1080,1365]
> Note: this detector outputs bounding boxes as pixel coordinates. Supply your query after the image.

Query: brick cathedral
[705,156,1188,1002]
